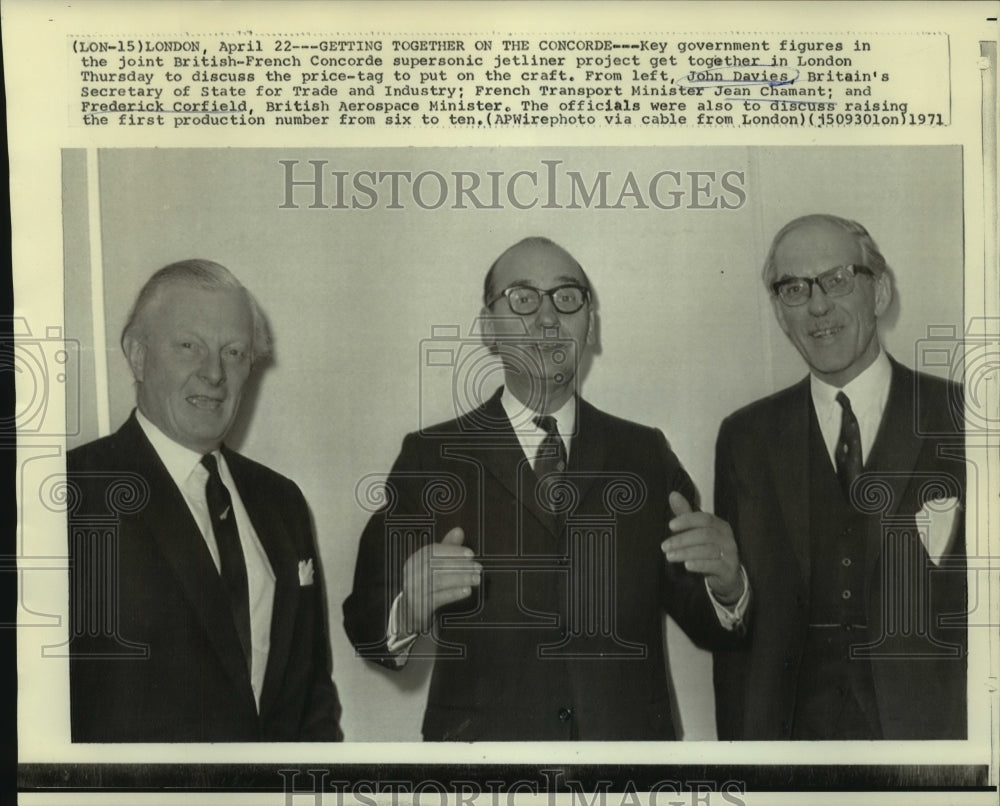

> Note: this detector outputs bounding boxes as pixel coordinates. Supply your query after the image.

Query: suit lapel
[461,389,530,507]
[463,389,602,537]
[766,379,812,586]
[860,359,923,578]
[223,449,300,717]
[121,416,254,699]
[567,398,610,505]
[863,360,922,512]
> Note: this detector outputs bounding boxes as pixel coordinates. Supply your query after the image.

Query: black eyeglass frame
[487,283,592,315]
[771,264,875,307]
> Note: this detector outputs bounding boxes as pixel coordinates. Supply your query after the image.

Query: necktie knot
[201,452,220,477]
[534,415,559,437]
[836,391,853,415]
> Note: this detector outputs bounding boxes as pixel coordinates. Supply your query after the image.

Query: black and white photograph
[5,2,998,805]
[55,144,970,740]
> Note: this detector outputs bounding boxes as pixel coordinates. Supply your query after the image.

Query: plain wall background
[64,146,963,740]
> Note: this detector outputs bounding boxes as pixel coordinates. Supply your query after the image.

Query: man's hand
[398,527,482,635]
[661,492,744,603]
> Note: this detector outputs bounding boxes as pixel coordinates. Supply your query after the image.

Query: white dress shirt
[135,409,275,709]
[499,386,578,471]
[810,348,892,470]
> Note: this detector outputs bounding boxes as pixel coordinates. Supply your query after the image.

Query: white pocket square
[916,497,960,566]
[298,558,315,587]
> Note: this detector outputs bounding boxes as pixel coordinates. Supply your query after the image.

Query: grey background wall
[64,146,963,740]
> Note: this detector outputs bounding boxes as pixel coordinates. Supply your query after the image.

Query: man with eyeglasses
[345,236,749,741]
[712,214,966,740]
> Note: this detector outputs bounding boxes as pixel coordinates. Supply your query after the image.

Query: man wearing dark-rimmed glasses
[712,214,966,740]
[345,236,749,741]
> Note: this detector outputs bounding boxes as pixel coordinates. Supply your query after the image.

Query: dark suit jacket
[344,389,744,741]
[713,358,966,740]
[67,413,343,742]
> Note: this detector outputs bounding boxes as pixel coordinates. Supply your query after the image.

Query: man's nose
[198,351,226,384]
[534,294,560,327]
[806,282,834,315]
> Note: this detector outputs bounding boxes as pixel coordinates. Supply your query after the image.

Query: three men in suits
[712,214,966,740]
[344,237,749,741]
[68,260,343,742]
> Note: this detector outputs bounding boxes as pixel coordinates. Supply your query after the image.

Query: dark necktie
[201,453,252,671]
[834,391,863,498]
[533,415,567,511]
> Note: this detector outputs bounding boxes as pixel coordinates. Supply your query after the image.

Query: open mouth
[810,325,843,341]
[187,395,224,410]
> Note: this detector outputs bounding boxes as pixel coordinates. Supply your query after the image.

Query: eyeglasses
[488,284,591,315]
[771,264,874,307]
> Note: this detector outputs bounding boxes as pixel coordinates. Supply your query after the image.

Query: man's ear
[873,271,893,317]
[480,306,498,351]
[123,335,147,383]
[771,296,792,337]
[585,307,597,346]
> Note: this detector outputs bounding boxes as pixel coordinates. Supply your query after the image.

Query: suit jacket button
[557,707,573,721]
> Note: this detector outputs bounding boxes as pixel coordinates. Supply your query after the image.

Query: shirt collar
[809,347,892,416]
[499,386,577,440]
[135,408,217,489]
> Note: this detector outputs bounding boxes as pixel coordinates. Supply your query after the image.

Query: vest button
[841,557,852,567]
[557,707,573,722]
[842,590,852,600]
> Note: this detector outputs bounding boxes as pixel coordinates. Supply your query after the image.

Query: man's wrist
[708,567,746,606]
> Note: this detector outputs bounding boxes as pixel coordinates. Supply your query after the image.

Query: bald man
[344,237,749,741]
